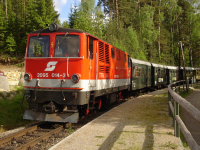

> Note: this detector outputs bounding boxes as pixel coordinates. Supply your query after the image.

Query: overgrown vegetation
[0,86,33,133]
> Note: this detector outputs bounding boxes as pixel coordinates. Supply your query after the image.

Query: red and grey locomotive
[23,23,131,123]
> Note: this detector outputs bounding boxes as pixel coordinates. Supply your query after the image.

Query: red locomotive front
[23,23,131,123]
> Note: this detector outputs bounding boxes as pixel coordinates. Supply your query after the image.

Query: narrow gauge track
[0,122,68,150]
[0,89,155,150]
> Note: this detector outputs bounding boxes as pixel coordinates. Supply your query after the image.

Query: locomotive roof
[29,27,86,34]
[131,58,151,66]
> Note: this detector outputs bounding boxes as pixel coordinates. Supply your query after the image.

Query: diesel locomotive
[23,23,131,123]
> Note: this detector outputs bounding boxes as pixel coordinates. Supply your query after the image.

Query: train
[23,23,200,123]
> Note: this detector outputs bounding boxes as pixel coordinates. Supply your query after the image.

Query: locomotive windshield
[27,36,50,57]
[55,35,80,57]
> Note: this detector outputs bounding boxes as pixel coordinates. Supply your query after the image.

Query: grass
[161,141,178,149]
[95,136,104,138]
[179,89,193,98]
[68,123,74,135]
[167,132,173,135]
[0,86,33,133]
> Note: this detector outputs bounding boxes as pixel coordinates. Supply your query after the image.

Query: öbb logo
[44,61,58,71]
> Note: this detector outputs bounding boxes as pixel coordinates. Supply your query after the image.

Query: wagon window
[111,48,115,59]
[135,67,141,77]
[138,68,141,76]
[132,66,136,77]
[28,36,50,57]
[158,69,160,75]
[148,68,151,77]
[142,68,144,76]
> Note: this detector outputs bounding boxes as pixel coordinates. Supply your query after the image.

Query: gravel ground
[50,89,184,150]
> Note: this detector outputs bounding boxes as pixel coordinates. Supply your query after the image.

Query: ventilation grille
[98,41,110,75]
[99,41,104,62]
[99,66,104,72]
[105,44,109,64]
[105,66,109,73]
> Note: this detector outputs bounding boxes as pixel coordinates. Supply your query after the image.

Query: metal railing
[168,79,200,150]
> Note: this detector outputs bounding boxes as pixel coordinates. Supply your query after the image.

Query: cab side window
[111,48,115,58]
[89,37,93,59]
[124,54,126,62]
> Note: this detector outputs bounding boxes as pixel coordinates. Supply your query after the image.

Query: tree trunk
[138,0,141,34]
[158,0,161,56]
[116,0,118,29]
[176,12,179,40]
[5,0,7,19]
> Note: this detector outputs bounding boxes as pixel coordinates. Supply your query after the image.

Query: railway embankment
[50,89,184,150]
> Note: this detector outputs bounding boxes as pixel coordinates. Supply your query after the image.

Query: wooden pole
[180,41,188,92]
[178,42,181,81]
[174,101,180,137]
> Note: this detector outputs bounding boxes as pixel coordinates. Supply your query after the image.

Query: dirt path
[180,88,200,146]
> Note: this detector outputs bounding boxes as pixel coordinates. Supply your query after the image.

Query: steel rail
[0,125,38,145]
[16,126,63,150]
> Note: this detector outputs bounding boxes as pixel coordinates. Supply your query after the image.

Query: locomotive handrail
[25,56,84,59]
[168,80,200,150]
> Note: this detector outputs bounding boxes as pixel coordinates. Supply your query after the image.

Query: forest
[0,0,200,67]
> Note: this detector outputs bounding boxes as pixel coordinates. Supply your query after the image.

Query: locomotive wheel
[121,89,129,99]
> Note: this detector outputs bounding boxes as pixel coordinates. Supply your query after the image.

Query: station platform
[50,89,184,150]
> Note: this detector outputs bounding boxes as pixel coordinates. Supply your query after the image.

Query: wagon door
[88,36,97,87]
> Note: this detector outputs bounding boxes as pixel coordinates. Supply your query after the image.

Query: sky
[53,0,98,23]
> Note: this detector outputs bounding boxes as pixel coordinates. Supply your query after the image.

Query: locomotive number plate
[37,73,66,78]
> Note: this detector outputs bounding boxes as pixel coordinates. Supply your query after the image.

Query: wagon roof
[151,63,166,68]
[131,58,151,66]
[167,66,179,70]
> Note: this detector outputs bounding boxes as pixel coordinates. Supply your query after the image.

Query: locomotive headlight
[24,73,31,81]
[71,74,80,83]
[49,23,56,31]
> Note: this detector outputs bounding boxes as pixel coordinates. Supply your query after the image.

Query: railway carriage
[23,23,131,123]
[130,58,151,91]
